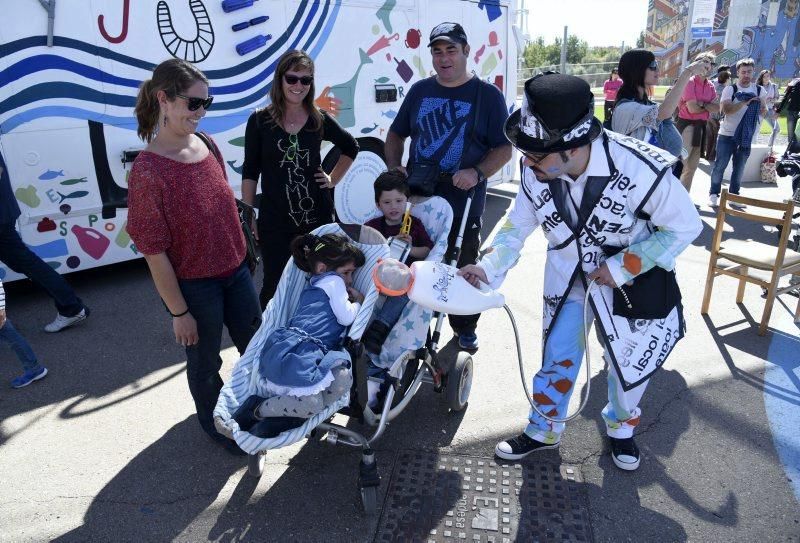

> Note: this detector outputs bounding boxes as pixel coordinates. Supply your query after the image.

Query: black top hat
[428,22,468,47]
[504,73,602,153]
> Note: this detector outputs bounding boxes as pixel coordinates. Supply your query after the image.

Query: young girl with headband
[233,233,365,435]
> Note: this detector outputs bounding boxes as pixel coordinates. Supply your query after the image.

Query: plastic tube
[507,279,599,423]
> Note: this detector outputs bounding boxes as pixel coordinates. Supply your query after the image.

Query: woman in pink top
[676,52,717,192]
[602,67,622,126]
[126,59,261,455]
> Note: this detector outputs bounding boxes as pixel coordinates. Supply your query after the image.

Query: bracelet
[170,307,190,318]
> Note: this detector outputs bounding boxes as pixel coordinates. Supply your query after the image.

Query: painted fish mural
[0,0,516,281]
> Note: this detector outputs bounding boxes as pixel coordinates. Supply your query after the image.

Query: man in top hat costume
[384,22,511,352]
[459,73,701,470]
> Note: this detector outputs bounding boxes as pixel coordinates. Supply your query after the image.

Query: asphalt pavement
[1,156,799,542]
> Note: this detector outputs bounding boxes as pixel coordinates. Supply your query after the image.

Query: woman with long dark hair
[127,58,261,454]
[611,49,710,170]
[241,50,360,309]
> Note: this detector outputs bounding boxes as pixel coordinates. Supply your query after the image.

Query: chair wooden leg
[701,257,718,315]
[759,282,779,336]
[794,287,800,323]
[736,266,748,303]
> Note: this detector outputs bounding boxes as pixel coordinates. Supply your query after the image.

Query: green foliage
[522,36,548,68]
[636,31,645,49]
[522,34,589,69]
[521,33,646,73]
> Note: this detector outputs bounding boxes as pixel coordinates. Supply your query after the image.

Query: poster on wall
[690,0,716,39]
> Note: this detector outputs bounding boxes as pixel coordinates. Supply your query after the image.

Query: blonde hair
[695,51,716,64]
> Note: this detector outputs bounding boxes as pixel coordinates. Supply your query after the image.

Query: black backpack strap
[458,77,486,170]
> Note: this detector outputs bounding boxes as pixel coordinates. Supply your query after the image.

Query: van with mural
[0,0,518,282]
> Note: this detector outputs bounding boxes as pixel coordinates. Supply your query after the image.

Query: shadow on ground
[0,260,205,445]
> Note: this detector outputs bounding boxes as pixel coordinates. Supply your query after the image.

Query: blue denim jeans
[0,222,84,317]
[524,301,650,443]
[0,319,39,372]
[710,135,750,196]
[178,261,261,438]
[375,294,410,329]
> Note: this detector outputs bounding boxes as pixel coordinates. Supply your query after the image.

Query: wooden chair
[701,189,800,335]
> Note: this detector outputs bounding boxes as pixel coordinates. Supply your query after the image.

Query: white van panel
[0,0,516,281]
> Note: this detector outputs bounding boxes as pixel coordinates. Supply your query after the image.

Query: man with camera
[384,22,511,351]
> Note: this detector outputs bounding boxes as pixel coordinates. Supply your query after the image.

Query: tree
[636,30,645,49]
[522,36,548,69]
[551,35,589,65]
[522,34,588,70]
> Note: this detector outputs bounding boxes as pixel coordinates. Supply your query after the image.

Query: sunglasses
[284,74,314,86]
[176,93,214,111]
[647,61,659,71]
[520,149,550,165]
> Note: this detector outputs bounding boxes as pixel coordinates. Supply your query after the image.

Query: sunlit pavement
[1,153,798,542]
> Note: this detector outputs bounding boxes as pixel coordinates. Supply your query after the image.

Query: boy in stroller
[232,233,366,437]
[362,172,434,354]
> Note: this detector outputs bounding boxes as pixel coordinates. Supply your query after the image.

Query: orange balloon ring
[371,258,414,297]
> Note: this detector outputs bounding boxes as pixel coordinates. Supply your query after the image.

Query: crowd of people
[608,51,800,207]
[4,22,798,471]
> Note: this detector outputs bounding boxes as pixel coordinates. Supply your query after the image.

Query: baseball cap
[428,22,468,47]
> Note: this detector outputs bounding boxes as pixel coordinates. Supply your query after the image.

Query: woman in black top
[241,50,359,309]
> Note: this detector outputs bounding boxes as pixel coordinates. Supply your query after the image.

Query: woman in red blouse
[127,59,261,455]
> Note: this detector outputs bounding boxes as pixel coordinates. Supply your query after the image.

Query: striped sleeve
[0,279,5,311]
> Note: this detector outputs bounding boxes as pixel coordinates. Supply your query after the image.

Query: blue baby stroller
[213,196,474,514]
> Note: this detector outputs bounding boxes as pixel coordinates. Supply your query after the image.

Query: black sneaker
[232,395,266,431]
[495,432,559,461]
[609,436,640,471]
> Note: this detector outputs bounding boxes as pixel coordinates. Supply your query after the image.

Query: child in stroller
[232,233,366,437]
[362,172,434,354]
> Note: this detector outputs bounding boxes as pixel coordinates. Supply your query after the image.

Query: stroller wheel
[446,352,473,412]
[360,485,378,516]
[247,452,266,477]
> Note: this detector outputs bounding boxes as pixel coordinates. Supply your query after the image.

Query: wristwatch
[473,165,487,183]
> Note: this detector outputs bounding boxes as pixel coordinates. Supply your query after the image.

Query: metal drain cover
[375,451,592,543]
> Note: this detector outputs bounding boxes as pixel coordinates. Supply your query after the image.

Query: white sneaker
[44,308,88,333]
[709,194,719,207]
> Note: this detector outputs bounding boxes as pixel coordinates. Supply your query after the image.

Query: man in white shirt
[708,58,767,207]
[459,74,701,471]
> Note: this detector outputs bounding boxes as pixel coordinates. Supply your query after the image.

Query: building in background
[645,0,799,81]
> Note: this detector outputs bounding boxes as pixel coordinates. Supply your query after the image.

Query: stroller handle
[447,190,475,267]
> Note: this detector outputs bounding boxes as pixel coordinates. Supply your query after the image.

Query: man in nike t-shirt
[384,22,511,351]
